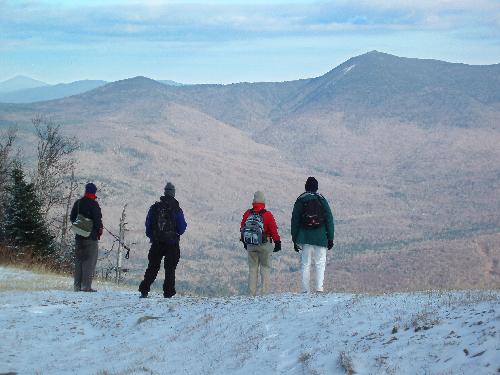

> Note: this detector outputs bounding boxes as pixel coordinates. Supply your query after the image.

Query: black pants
[139,241,180,297]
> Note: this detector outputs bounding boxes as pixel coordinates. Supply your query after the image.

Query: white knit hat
[253,191,265,204]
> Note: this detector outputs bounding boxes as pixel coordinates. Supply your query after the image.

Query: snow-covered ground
[0,266,498,375]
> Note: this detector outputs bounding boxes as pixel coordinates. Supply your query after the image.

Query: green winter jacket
[291,192,334,248]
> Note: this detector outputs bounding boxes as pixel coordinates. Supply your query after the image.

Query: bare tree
[0,127,17,191]
[59,167,76,258]
[32,115,79,220]
[0,127,18,238]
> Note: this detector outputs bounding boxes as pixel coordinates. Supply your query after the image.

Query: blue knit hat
[85,182,97,194]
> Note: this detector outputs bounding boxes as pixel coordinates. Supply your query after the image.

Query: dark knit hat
[305,177,318,192]
[85,182,97,194]
[164,182,175,197]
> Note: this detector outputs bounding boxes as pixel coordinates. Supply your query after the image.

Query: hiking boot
[82,288,97,292]
[140,292,148,298]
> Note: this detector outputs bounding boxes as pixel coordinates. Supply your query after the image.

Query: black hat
[85,182,97,194]
[164,182,175,197]
[305,177,318,192]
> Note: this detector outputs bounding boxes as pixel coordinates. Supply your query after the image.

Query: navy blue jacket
[145,195,187,244]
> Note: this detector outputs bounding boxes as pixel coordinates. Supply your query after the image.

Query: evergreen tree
[5,168,54,257]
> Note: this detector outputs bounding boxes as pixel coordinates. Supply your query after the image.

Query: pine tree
[5,168,54,257]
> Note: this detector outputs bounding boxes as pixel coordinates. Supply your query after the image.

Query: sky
[1,0,499,84]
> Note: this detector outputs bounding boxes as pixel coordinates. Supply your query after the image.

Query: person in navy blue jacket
[139,182,187,298]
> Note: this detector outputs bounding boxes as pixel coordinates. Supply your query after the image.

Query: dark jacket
[145,195,187,244]
[70,197,103,241]
[291,192,334,248]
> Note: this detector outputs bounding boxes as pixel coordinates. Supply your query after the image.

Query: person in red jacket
[240,191,281,296]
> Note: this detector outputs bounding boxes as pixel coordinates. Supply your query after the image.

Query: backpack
[151,201,177,243]
[300,195,325,229]
[241,209,267,245]
[71,199,93,237]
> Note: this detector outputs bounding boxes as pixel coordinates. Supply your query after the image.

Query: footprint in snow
[136,316,161,325]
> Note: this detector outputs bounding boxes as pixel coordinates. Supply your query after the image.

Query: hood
[252,202,266,211]
[160,195,178,204]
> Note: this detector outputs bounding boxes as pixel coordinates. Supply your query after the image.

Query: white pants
[300,244,327,293]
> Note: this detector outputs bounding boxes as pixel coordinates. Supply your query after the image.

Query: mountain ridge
[0,80,107,103]
[3,51,498,130]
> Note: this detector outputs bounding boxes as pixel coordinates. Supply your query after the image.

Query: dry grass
[0,244,131,292]
[96,367,155,375]
[339,351,355,374]
[0,244,72,275]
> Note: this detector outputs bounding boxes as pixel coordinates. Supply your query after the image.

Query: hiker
[139,182,187,298]
[291,177,334,293]
[240,191,281,296]
[70,182,103,292]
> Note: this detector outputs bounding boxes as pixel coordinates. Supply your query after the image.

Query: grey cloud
[1,0,499,46]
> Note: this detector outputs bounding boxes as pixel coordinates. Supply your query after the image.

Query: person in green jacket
[291,177,334,293]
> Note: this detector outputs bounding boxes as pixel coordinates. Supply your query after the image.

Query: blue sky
[1,0,499,84]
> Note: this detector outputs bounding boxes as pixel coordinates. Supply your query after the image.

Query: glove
[98,227,103,240]
[294,243,300,252]
[273,241,281,252]
[327,239,334,250]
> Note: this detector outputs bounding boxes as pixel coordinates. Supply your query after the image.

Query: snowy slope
[0,266,498,375]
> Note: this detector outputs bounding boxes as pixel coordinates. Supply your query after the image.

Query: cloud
[0,0,499,48]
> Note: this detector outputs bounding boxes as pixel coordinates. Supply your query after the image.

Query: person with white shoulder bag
[70,182,103,292]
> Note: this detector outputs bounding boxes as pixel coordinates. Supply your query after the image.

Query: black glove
[294,243,300,252]
[327,239,334,250]
[273,241,281,252]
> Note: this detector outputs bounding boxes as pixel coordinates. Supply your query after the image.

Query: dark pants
[74,238,98,291]
[139,241,180,297]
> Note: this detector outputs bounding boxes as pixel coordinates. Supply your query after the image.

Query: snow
[0,266,499,374]
[0,266,37,282]
[343,64,356,74]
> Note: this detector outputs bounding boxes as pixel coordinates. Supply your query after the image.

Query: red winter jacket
[240,202,281,243]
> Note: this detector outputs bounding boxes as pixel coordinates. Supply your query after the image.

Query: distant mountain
[6,51,498,128]
[277,51,500,128]
[0,80,107,103]
[0,75,48,93]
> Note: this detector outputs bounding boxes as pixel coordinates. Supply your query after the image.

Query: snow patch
[343,64,356,74]
[0,267,498,374]
[0,266,37,281]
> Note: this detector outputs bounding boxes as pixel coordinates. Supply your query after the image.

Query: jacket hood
[160,195,178,204]
[252,202,266,211]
